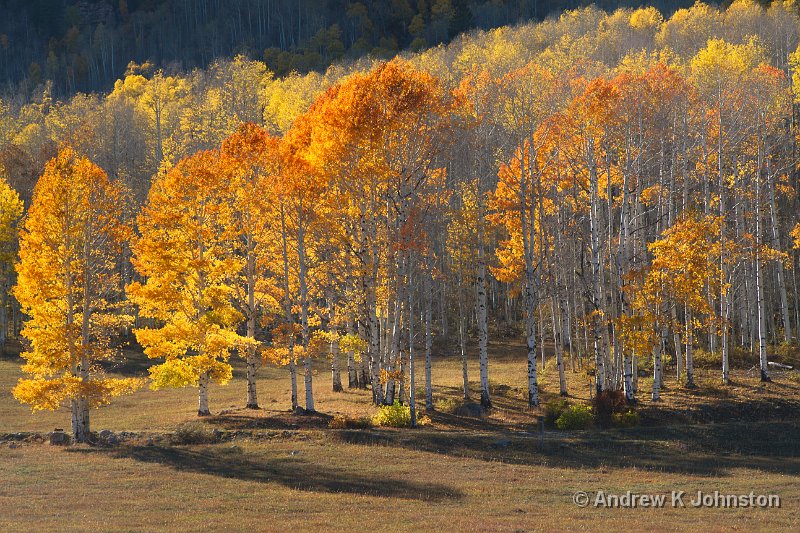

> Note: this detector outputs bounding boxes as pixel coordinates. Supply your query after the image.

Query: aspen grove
[8,1,800,438]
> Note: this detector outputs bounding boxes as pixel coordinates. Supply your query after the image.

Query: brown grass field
[1,340,799,532]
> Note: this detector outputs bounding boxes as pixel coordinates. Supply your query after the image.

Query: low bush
[555,404,594,430]
[692,348,718,369]
[612,409,640,428]
[593,390,627,427]
[770,343,800,367]
[328,415,372,429]
[543,398,570,427]
[172,421,217,444]
[372,401,411,427]
[433,397,461,414]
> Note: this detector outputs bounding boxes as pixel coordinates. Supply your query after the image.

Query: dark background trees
[0,0,697,95]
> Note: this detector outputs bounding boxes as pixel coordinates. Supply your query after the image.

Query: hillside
[0,0,697,94]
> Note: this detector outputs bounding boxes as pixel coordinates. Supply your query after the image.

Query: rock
[454,402,486,418]
[98,430,119,445]
[8,442,18,449]
[50,430,70,446]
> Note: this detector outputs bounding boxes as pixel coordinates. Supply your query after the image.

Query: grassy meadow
[1,340,799,532]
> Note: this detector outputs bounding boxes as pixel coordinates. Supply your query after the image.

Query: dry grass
[1,340,799,531]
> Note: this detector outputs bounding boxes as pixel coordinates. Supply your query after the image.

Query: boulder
[98,430,119,445]
[50,430,70,446]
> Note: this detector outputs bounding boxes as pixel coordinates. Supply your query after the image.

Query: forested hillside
[0,0,697,94]
[3,1,800,441]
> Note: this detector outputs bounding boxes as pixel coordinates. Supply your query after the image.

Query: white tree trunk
[552,299,567,396]
[71,396,89,443]
[424,275,433,410]
[623,353,635,402]
[756,229,770,383]
[685,305,695,388]
[652,327,664,401]
[198,371,210,416]
[768,170,792,343]
[672,302,682,382]
[477,255,490,407]
[331,339,343,392]
[347,320,357,388]
[289,347,298,410]
[368,279,383,404]
[246,348,259,409]
[408,272,417,428]
[524,267,539,407]
[589,144,606,394]
[245,311,259,409]
[721,288,731,385]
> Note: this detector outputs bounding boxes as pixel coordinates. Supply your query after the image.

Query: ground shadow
[334,419,800,478]
[69,444,463,502]
[206,409,334,430]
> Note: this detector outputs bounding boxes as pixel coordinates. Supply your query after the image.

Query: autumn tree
[0,172,23,350]
[221,123,283,409]
[128,149,252,416]
[13,148,141,442]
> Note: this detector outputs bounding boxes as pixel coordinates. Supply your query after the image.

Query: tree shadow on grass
[206,409,333,431]
[334,420,800,478]
[68,445,463,502]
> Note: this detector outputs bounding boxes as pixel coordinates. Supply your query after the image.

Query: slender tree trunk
[652,326,664,401]
[722,281,731,385]
[297,223,314,412]
[280,205,298,411]
[456,271,469,400]
[198,371,210,416]
[408,268,417,428]
[768,171,792,343]
[71,397,89,443]
[552,299,567,396]
[477,251,490,408]
[672,302,682,382]
[245,314,259,409]
[425,272,433,410]
[331,339,343,392]
[289,347,298,410]
[756,146,771,382]
[0,281,6,354]
[623,351,635,402]
[244,236,259,409]
[368,274,383,404]
[756,228,771,383]
[685,305,695,388]
[346,320,358,388]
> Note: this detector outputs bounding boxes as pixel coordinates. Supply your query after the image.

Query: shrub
[692,348,718,369]
[172,421,217,444]
[372,401,411,427]
[612,409,640,428]
[555,404,594,430]
[593,390,627,427]
[543,398,570,427]
[328,414,372,429]
[433,397,461,413]
[771,343,800,368]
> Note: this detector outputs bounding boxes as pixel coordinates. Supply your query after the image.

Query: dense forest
[0,0,699,94]
[3,0,800,441]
